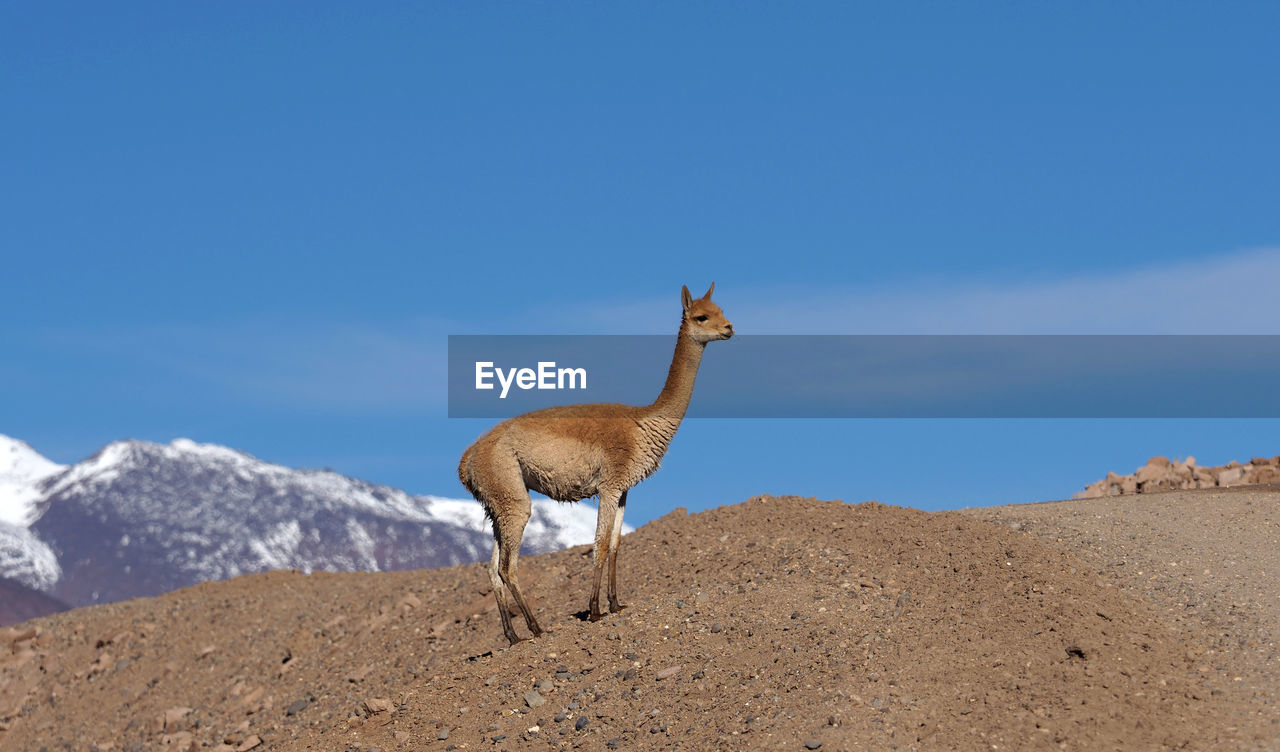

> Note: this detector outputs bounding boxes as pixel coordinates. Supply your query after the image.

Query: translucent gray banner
[447,335,1280,418]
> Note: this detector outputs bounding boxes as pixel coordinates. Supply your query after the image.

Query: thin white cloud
[736,246,1280,335]
[562,246,1280,335]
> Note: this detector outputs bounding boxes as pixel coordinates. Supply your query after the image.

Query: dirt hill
[2,493,1276,751]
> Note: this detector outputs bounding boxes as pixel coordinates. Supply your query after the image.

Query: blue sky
[3,3,1278,524]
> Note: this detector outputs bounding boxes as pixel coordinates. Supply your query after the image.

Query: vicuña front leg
[589,488,623,621]
[607,489,628,613]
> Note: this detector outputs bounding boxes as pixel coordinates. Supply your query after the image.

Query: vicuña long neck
[648,324,706,420]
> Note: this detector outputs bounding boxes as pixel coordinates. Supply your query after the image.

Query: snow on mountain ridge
[0,521,61,590]
[36,438,429,527]
[0,434,66,526]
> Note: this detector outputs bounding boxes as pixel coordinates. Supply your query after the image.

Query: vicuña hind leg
[607,489,627,613]
[477,445,543,645]
[494,500,543,642]
[487,541,521,646]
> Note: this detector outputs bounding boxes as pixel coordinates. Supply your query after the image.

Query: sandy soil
[965,486,1279,749]
[2,490,1276,751]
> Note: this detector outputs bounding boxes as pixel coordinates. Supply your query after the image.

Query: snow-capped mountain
[0,435,65,526]
[0,435,627,610]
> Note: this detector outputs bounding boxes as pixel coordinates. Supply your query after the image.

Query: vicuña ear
[701,282,715,300]
[681,285,693,310]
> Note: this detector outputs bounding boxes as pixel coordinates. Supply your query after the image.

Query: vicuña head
[680,282,734,342]
[458,283,732,645]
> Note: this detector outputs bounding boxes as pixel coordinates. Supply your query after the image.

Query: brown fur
[459,283,733,644]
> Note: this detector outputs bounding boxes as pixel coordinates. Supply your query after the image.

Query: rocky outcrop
[1076,455,1280,498]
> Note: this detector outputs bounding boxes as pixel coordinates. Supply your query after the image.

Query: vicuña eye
[694,315,709,322]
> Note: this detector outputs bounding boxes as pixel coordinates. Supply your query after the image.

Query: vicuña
[458,283,734,645]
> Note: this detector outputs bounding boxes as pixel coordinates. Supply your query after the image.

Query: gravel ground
[965,486,1280,750]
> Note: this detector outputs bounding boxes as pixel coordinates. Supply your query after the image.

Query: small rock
[524,690,545,708]
[347,665,372,683]
[437,728,450,740]
[286,699,309,716]
[804,741,822,750]
[710,623,723,634]
[162,707,192,732]
[236,737,262,752]
[89,652,114,676]
[654,665,683,681]
[575,716,589,731]
[363,697,394,715]
[240,688,265,710]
